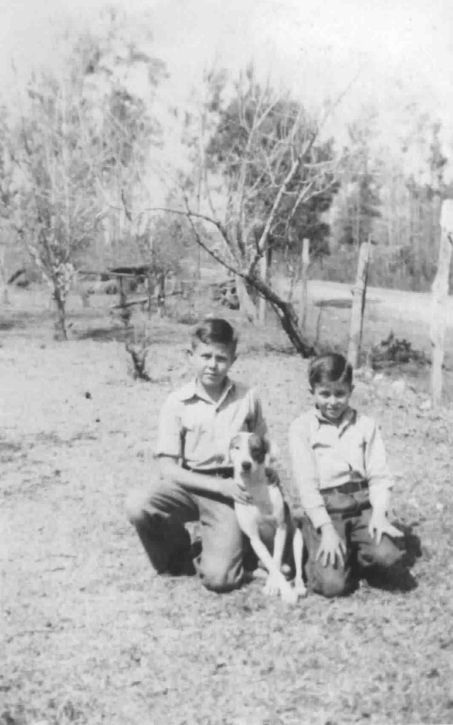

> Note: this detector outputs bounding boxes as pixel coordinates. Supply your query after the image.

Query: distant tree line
[0,9,450,345]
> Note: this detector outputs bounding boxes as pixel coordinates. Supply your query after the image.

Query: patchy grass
[1,285,453,724]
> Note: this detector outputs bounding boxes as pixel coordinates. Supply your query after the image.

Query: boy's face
[312,380,353,422]
[189,342,236,393]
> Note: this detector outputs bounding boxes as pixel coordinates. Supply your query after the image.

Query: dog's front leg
[272,521,287,572]
[248,535,286,585]
[247,531,297,605]
[263,522,297,604]
[292,526,307,598]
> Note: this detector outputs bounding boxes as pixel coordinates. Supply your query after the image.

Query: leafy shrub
[370,332,429,369]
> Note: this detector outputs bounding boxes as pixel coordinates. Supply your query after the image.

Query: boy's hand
[222,478,253,505]
[368,510,404,545]
[316,523,346,568]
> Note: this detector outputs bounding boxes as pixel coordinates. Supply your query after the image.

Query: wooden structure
[347,238,371,368]
[298,238,310,332]
[79,264,188,318]
[258,247,272,324]
[430,200,453,405]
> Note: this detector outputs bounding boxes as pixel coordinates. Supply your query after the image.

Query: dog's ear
[247,433,267,464]
[265,438,280,466]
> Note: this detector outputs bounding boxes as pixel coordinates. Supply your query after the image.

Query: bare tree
[0,111,18,305]
[153,69,340,355]
[11,70,103,338]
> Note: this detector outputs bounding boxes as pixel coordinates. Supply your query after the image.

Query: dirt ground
[2,287,453,725]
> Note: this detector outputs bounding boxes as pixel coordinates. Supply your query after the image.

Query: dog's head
[229,432,270,476]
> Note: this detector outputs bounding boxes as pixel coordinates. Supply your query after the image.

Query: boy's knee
[125,490,150,525]
[198,559,242,593]
[319,571,353,598]
[309,563,355,598]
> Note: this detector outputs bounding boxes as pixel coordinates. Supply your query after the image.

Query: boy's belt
[186,467,234,479]
[325,480,369,495]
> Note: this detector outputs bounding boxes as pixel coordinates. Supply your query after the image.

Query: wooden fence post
[0,242,10,306]
[347,237,371,368]
[430,199,453,406]
[298,237,310,331]
[258,247,272,325]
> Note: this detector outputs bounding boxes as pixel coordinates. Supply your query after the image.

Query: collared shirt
[156,378,267,471]
[289,407,393,529]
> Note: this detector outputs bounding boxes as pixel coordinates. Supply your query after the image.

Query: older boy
[126,317,267,593]
[289,353,405,598]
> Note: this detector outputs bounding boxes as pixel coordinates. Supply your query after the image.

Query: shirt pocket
[338,436,366,474]
[181,407,214,457]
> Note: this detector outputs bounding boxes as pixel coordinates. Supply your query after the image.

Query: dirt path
[308,279,453,327]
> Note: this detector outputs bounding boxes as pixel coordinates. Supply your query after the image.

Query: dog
[229,432,307,604]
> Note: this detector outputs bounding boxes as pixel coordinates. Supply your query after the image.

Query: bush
[370,332,429,369]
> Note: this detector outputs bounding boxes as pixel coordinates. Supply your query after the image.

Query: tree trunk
[235,275,257,321]
[298,238,310,331]
[156,272,166,318]
[348,237,371,368]
[53,290,67,340]
[247,273,315,357]
[146,270,154,317]
[430,199,453,406]
[118,276,132,329]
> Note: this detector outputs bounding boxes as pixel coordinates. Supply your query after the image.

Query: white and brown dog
[229,432,306,604]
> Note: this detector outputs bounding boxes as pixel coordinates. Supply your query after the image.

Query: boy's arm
[288,416,332,530]
[155,395,251,503]
[159,456,225,497]
[159,458,251,504]
[155,395,218,494]
[365,420,403,543]
[289,415,346,566]
[365,420,394,515]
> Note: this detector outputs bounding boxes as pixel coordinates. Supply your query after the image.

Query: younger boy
[126,317,268,592]
[289,353,404,597]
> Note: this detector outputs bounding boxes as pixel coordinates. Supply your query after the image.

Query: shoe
[167,547,196,576]
[167,537,200,577]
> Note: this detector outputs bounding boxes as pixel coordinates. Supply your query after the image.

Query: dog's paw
[263,574,280,597]
[280,584,298,606]
[293,581,308,599]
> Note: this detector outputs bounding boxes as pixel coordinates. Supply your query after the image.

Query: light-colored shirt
[156,378,267,471]
[289,407,393,529]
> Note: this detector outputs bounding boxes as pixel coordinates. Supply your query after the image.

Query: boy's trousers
[126,471,282,593]
[303,486,404,598]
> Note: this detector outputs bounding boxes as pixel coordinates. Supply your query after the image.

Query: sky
[0,0,452,161]
[1,0,451,96]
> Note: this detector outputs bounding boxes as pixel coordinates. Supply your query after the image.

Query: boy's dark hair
[308,353,353,390]
[191,317,238,352]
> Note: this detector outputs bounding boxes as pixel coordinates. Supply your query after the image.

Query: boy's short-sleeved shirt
[289,407,394,529]
[156,377,267,471]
